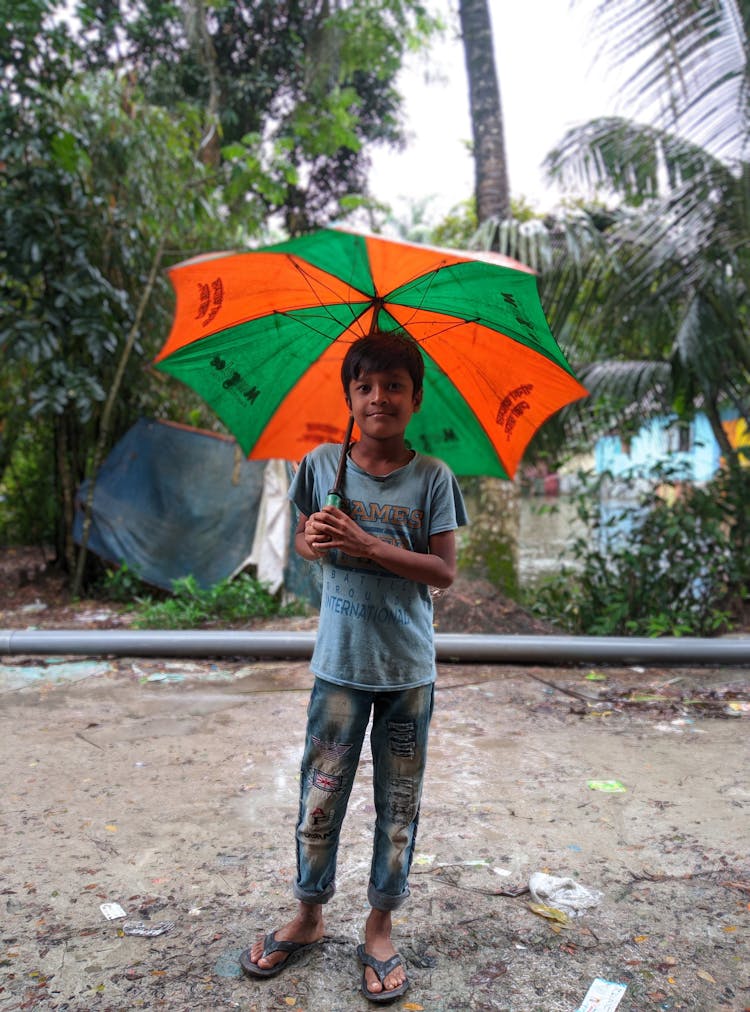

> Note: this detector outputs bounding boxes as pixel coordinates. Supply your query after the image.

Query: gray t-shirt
[289,443,468,690]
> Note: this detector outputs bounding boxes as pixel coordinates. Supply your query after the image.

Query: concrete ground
[0,652,748,1011]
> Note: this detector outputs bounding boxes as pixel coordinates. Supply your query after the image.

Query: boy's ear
[413,389,423,412]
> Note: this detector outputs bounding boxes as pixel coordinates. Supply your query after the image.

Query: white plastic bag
[528,872,602,917]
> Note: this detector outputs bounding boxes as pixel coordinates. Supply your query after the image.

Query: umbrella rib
[387,263,485,337]
[274,303,373,341]
[286,255,372,333]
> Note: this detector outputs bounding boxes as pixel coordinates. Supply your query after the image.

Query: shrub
[131,572,306,629]
[529,465,748,637]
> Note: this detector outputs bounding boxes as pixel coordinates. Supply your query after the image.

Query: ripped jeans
[293,677,434,912]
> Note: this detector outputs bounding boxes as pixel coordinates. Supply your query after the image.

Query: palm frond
[545,116,730,199]
[585,0,749,158]
[580,358,672,403]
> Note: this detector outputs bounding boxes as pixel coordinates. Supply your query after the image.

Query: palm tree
[584,0,749,162]
[543,1,750,474]
[458,0,510,222]
[538,0,750,589]
[457,0,519,592]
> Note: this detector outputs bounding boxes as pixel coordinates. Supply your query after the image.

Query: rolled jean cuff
[367,880,410,912]
[293,880,336,905]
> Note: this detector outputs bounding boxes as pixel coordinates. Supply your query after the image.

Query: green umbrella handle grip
[325,415,354,510]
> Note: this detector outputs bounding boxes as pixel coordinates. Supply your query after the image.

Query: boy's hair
[341,330,424,397]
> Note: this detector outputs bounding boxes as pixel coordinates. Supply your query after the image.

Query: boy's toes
[365,967,384,993]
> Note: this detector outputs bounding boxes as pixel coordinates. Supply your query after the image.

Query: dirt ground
[1,547,749,1011]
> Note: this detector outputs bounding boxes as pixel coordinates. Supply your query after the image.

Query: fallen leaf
[633,935,649,943]
[528,902,569,925]
[283,999,296,1007]
[696,969,716,984]
[403,1005,425,1011]
[656,958,678,972]
[105,824,118,833]
[722,925,737,932]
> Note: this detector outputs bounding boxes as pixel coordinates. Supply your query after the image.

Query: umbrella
[154,227,587,480]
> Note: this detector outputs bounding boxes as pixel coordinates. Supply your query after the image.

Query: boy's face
[346,366,422,441]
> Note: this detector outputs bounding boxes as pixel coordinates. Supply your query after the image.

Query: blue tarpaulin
[73,418,269,590]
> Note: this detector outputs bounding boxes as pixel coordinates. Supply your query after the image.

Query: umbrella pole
[326,414,354,507]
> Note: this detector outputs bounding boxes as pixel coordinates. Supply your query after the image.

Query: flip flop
[239,930,322,979]
[356,942,410,1004]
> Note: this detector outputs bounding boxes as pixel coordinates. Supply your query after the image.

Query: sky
[369,0,628,221]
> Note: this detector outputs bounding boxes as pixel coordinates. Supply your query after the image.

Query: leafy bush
[529,465,749,637]
[130,573,307,629]
[95,561,150,603]
[0,431,56,545]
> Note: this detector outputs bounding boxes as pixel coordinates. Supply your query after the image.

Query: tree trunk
[459,0,510,223]
[458,0,519,591]
[71,238,166,597]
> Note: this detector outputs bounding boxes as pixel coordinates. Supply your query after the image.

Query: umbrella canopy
[155,228,587,478]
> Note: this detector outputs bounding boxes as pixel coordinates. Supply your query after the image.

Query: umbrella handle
[326,415,354,507]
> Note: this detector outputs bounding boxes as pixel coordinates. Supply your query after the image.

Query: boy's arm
[301,506,457,589]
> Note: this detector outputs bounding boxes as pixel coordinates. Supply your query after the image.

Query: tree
[544,0,750,466]
[458,0,509,222]
[74,0,440,234]
[456,0,519,593]
[1,72,231,572]
[1,0,440,585]
[584,0,749,162]
[536,0,750,612]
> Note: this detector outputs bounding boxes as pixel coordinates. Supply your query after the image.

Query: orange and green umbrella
[154,227,587,479]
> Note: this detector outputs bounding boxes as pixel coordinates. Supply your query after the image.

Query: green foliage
[0,428,56,544]
[95,561,148,604]
[1,70,237,569]
[529,466,749,637]
[2,1,441,587]
[74,0,440,232]
[97,564,309,626]
[542,2,750,477]
[130,573,306,629]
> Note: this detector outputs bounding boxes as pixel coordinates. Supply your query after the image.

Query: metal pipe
[1,629,748,665]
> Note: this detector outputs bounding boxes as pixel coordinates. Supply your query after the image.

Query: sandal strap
[262,931,306,957]
[357,944,403,982]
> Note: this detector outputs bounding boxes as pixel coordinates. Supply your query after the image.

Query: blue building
[594,413,740,482]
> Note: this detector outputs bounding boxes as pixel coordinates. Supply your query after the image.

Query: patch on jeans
[387,776,416,822]
[388,719,416,759]
[300,806,335,839]
[311,768,342,793]
[312,736,353,762]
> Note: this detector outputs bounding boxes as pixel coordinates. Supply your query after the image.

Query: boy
[240,330,467,1002]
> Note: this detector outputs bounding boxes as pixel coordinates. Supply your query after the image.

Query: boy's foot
[241,907,324,977]
[359,909,408,999]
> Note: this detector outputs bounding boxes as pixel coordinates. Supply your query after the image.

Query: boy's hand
[305,506,375,558]
[297,506,457,588]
